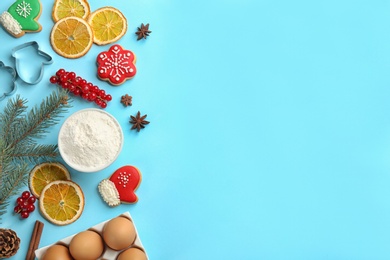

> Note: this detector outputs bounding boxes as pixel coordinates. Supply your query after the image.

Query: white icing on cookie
[0,11,22,35]
[98,179,120,207]
[16,1,32,18]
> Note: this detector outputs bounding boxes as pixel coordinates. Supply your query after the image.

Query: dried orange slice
[39,180,85,225]
[29,162,71,198]
[88,7,127,45]
[50,16,94,59]
[52,0,91,22]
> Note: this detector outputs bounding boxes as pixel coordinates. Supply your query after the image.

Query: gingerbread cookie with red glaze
[96,44,137,86]
[98,165,142,207]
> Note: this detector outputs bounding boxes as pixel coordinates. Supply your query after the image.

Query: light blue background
[1,0,390,259]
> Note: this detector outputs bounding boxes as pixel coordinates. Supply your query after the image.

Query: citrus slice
[39,180,85,225]
[88,7,127,45]
[50,16,94,59]
[52,0,91,22]
[29,162,71,198]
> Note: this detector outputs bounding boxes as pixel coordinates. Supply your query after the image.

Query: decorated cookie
[98,166,142,207]
[96,45,137,86]
[0,0,42,38]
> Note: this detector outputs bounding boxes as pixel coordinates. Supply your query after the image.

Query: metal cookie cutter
[0,61,17,101]
[11,41,53,85]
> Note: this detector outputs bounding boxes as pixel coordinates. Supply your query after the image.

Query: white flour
[59,110,122,171]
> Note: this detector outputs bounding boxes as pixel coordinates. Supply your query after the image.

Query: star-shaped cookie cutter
[11,41,53,85]
[0,61,17,101]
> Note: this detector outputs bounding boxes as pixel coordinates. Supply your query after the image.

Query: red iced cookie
[96,44,136,85]
[98,166,141,206]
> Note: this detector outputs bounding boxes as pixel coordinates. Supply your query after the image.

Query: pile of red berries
[50,69,112,108]
[14,191,36,219]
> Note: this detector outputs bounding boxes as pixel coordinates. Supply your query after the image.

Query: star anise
[135,23,151,41]
[130,111,150,132]
[121,94,132,107]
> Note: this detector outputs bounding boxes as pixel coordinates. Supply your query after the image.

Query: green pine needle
[10,144,59,164]
[0,89,71,222]
[0,162,29,217]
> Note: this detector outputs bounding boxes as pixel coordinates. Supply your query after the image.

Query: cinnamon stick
[26,220,44,260]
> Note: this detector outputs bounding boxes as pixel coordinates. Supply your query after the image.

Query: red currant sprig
[14,191,36,219]
[50,69,112,109]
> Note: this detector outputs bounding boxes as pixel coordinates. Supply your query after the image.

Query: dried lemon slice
[29,162,71,198]
[52,0,90,22]
[50,16,94,59]
[88,7,127,45]
[39,180,85,225]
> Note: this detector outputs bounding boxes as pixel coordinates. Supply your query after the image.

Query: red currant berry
[91,85,99,93]
[98,89,106,97]
[22,191,30,199]
[28,196,36,204]
[14,205,21,214]
[73,77,81,84]
[21,200,29,209]
[60,74,68,83]
[80,79,87,86]
[82,93,90,100]
[87,82,93,88]
[95,99,102,106]
[105,94,112,101]
[68,84,76,92]
[26,204,35,213]
[68,72,76,80]
[20,211,29,219]
[56,69,66,77]
[89,92,97,101]
[100,101,107,109]
[16,197,24,205]
[61,82,70,89]
[73,88,81,96]
[81,85,89,93]
[50,76,58,84]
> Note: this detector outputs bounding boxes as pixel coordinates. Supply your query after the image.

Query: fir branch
[0,96,27,145]
[0,89,72,222]
[10,144,58,164]
[0,138,10,203]
[8,89,71,149]
[0,162,28,217]
[0,141,26,215]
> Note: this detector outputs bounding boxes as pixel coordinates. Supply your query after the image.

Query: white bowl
[58,108,123,172]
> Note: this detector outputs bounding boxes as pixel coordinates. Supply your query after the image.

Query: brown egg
[103,216,136,250]
[117,247,147,260]
[69,230,104,260]
[41,244,72,260]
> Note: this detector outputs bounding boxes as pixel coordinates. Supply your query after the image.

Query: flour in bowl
[59,109,123,172]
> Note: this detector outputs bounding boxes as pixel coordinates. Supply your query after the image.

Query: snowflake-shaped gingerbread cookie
[96,44,137,86]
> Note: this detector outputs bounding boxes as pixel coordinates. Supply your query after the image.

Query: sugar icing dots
[98,165,142,206]
[96,44,137,86]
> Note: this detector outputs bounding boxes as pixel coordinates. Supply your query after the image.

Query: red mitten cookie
[98,166,141,207]
[96,44,136,86]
